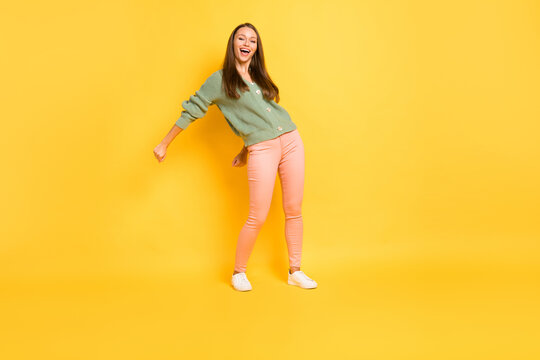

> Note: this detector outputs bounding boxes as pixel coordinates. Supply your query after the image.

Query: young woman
[153,23,317,292]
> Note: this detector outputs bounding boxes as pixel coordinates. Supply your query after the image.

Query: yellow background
[1,0,539,358]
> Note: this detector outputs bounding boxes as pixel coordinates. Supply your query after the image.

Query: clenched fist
[153,143,168,162]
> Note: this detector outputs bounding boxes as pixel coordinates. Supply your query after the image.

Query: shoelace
[236,273,249,283]
[293,271,314,282]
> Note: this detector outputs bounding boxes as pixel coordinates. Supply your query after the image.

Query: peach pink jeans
[234,129,305,273]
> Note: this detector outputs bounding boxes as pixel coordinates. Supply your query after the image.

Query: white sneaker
[288,270,318,289]
[231,272,252,291]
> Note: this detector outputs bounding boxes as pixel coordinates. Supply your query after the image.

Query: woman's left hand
[232,148,248,167]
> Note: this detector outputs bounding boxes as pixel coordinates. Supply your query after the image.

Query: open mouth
[240,48,251,56]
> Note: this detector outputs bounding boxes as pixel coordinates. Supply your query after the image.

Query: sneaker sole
[288,278,317,289]
[231,284,252,291]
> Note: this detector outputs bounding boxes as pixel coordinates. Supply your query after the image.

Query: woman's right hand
[153,143,168,162]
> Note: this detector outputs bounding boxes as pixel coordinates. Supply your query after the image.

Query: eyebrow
[237,34,257,39]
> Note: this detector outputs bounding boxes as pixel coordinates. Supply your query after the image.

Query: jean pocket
[247,140,271,151]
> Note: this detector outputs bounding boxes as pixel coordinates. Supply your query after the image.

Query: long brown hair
[221,23,281,103]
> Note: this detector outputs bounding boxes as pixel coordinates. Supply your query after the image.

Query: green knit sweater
[175,69,297,147]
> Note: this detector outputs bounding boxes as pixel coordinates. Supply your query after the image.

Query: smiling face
[234,26,258,65]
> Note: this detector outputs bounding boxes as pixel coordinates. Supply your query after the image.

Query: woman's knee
[246,212,269,228]
[283,201,302,217]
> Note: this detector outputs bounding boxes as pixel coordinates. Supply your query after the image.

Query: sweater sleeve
[175,71,222,130]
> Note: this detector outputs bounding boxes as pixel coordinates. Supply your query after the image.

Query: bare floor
[1,260,539,360]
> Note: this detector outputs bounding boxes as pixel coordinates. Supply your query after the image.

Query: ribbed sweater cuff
[175,116,191,130]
